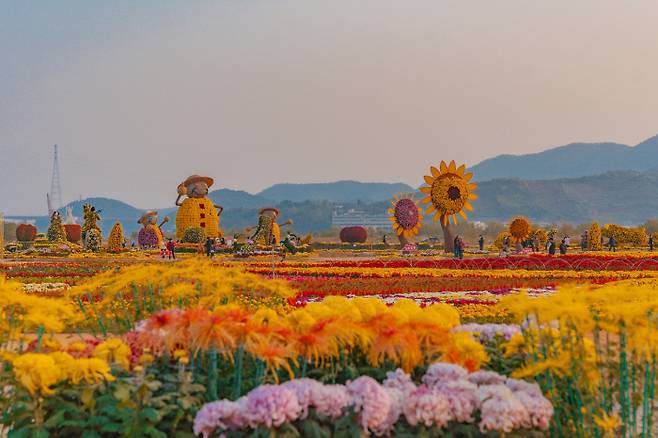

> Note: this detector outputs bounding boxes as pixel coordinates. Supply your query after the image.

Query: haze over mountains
[8,133,658,235]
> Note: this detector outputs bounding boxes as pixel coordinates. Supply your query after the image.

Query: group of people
[160,238,177,259]
[204,236,228,258]
[546,236,569,255]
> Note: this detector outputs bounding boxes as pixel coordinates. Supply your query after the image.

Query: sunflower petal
[426,205,436,214]
[464,201,474,212]
[448,160,457,173]
[469,193,479,200]
[459,210,468,221]
[456,164,465,176]
[431,166,440,177]
[424,175,434,185]
[440,161,448,173]
[467,183,478,191]
[420,186,432,194]
[464,172,474,182]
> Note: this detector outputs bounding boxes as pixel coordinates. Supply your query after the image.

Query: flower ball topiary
[339,226,368,243]
[183,226,206,243]
[138,226,159,248]
[509,216,530,241]
[16,224,37,242]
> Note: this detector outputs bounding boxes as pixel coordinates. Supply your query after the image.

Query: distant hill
[470,134,658,181]
[471,170,658,224]
[257,180,414,202]
[208,188,272,209]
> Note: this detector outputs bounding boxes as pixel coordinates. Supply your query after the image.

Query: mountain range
[470,134,658,181]
[7,133,658,235]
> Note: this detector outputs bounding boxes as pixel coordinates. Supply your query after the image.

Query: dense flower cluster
[509,216,530,241]
[193,363,552,437]
[137,225,160,248]
[128,296,486,374]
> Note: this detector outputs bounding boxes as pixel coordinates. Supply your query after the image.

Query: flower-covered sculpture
[388,193,423,246]
[175,175,224,239]
[81,204,101,244]
[107,222,125,252]
[46,211,66,242]
[509,216,530,243]
[249,208,292,247]
[420,160,478,252]
[137,211,169,248]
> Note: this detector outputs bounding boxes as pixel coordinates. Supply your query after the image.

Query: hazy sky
[2,1,657,215]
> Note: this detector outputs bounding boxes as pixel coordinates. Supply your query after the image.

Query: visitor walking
[458,236,465,260]
[547,238,556,255]
[581,231,589,251]
[559,238,567,255]
[453,236,460,258]
[382,234,388,245]
[650,235,654,251]
[503,236,510,254]
[478,235,484,251]
[166,238,176,260]
[204,237,214,258]
[608,236,617,252]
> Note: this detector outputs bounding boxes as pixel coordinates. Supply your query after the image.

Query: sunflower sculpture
[388,193,423,246]
[509,216,531,242]
[420,160,478,252]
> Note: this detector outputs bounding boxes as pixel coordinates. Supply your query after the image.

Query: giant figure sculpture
[175,175,224,239]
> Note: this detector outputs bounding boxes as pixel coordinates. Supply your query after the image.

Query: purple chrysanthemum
[394,198,419,229]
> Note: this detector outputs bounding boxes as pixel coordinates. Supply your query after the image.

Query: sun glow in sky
[1,0,657,214]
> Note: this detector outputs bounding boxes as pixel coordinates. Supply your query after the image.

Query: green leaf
[32,430,49,438]
[42,410,68,429]
[296,419,329,438]
[81,431,103,438]
[7,428,31,438]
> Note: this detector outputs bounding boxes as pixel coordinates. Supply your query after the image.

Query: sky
[1,1,657,215]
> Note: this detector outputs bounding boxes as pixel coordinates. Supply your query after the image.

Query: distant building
[331,208,390,229]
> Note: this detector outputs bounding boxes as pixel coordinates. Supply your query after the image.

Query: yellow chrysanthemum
[419,160,478,226]
[387,193,423,239]
[93,338,131,370]
[12,353,65,396]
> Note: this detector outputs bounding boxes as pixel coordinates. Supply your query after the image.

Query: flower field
[1,253,658,436]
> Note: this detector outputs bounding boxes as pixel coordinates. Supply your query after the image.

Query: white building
[331,208,390,229]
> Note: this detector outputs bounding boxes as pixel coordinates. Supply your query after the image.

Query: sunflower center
[447,186,461,200]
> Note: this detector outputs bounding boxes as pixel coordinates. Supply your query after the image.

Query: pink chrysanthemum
[315,384,350,419]
[383,368,417,397]
[242,385,302,429]
[347,376,395,436]
[435,379,478,423]
[403,385,452,428]
[193,400,243,438]
[478,385,531,433]
[423,363,468,389]
[467,370,507,386]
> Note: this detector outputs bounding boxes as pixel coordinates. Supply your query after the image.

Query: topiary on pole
[419,160,478,253]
